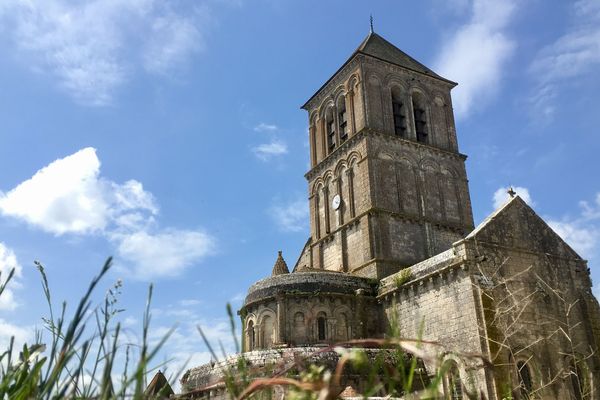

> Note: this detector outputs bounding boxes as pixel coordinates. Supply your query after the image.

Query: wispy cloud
[493,185,534,209]
[547,192,600,259]
[434,0,516,119]
[253,122,279,133]
[0,0,209,105]
[0,148,214,280]
[252,140,288,161]
[528,0,600,120]
[270,197,308,233]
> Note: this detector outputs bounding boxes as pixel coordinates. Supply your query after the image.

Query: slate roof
[271,251,290,276]
[355,32,445,80]
[302,31,454,109]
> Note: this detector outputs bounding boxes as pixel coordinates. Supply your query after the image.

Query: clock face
[332,194,341,210]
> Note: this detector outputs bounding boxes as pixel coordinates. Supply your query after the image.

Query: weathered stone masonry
[182,31,600,400]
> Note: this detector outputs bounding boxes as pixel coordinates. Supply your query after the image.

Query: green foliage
[394,268,413,288]
[0,258,174,399]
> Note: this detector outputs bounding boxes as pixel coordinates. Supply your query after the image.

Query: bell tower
[298,31,474,279]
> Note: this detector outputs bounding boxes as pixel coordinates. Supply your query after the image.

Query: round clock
[331,194,341,210]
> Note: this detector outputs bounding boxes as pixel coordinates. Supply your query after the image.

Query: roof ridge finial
[507,185,516,198]
[370,14,374,33]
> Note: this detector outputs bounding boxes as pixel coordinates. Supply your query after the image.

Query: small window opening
[517,361,533,398]
[327,117,336,151]
[392,98,406,137]
[414,106,428,143]
[317,316,326,341]
[339,105,348,143]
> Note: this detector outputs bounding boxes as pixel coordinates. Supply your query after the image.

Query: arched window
[317,312,327,341]
[445,362,463,400]
[293,312,306,344]
[262,315,274,349]
[412,93,428,143]
[337,312,349,341]
[516,361,533,398]
[247,321,255,351]
[391,88,406,137]
[326,109,336,152]
[337,96,348,143]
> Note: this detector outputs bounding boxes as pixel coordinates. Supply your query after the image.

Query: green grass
[0,258,175,399]
[0,258,548,399]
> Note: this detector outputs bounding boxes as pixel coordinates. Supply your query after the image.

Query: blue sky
[0,0,599,383]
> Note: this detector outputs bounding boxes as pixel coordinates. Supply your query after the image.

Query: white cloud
[0,0,207,105]
[0,147,215,280]
[434,0,516,119]
[548,220,598,257]
[0,148,156,235]
[253,122,279,133]
[493,186,534,209]
[547,192,600,259]
[0,243,23,311]
[179,299,201,307]
[252,140,288,161]
[142,9,206,75]
[529,0,600,120]
[112,229,215,279]
[0,318,33,351]
[270,197,309,233]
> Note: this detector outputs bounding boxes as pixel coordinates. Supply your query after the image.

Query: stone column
[276,292,286,345]
[309,124,317,166]
[346,168,355,218]
[335,177,343,226]
[324,186,330,234]
[314,193,321,239]
[355,289,367,338]
[318,117,326,158]
[348,89,356,136]
[406,94,417,141]
[333,103,341,148]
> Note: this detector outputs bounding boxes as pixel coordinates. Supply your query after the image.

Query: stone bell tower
[298,31,474,279]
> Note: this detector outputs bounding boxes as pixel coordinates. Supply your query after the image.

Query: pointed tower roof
[355,32,446,80]
[271,251,290,276]
[145,370,174,398]
[302,31,454,109]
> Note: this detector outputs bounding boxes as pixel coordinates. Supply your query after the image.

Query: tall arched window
[412,93,428,143]
[293,312,306,344]
[326,109,336,152]
[247,321,255,351]
[391,88,406,137]
[516,361,533,399]
[337,312,349,341]
[337,96,348,143]
[262,315,274,349]
[445,362,463,400]
[317,312,327,341]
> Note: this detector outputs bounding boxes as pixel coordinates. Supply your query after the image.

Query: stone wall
[242,272,379,351]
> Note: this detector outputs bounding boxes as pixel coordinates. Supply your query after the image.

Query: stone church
[181,30,600,399]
